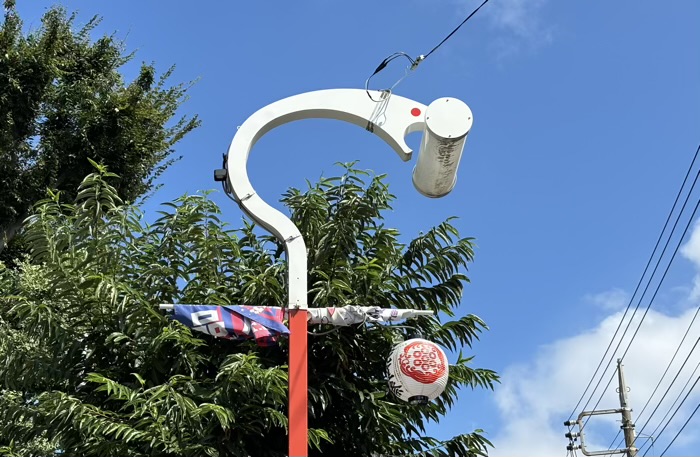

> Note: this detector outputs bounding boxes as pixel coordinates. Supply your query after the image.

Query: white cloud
[485,0,548,38]
[432,0,552,63]
[586,288,630,311]
[490,222,700,456]
[680,220,700,267]
[681,219,700,299]
[491,307,700,456]
[476,0,553,58]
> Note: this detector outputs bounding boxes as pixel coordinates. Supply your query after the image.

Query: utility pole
[617,359,637,457]
[564,360,638,457]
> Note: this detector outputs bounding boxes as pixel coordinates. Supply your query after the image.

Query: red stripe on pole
[288,309,308,457]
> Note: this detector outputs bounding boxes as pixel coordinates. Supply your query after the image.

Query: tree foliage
[0,163,498,456]
[0,1,200,255]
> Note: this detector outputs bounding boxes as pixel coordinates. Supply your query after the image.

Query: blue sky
[16,1,700,455]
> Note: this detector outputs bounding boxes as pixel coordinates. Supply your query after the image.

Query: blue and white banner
[170,304,288,346]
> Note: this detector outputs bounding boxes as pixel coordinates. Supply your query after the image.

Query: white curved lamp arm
[224,88,472,457]
[225,89,430,310]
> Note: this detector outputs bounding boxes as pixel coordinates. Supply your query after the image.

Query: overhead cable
[657,400,700,457]
[365,0,491,98]
[639,359,700,454]
[636,338,700,440]
[604,305,700,453]
[640,376,700,457]
[422,0,491,61]
[584,185,700,428]
[568,144,700,422]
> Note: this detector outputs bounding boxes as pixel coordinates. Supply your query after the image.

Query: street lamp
[218,88,473,457]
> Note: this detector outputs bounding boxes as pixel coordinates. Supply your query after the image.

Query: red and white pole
[288,309,308,457]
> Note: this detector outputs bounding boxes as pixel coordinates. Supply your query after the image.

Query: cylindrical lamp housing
[412,97,473,198]
[387,338,449,405]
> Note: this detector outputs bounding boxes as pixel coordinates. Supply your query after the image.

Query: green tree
[0,1,199,257]
[0,164,498,457]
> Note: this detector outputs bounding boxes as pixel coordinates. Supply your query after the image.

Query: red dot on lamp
[411,108,421,117]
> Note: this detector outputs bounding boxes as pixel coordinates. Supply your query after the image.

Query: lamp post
[219,88,473,457]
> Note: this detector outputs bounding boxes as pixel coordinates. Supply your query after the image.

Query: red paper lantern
[387,338,449,405]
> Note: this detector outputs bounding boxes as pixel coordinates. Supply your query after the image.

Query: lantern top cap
[425,97,473,140]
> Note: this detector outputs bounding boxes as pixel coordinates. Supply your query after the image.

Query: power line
[638,359,700,454]
[605,305,700,453]
[658,400,700,456]
[583,167,700,417]
[365,0,491,96]
[584,190,700,429]
[596,144,700,454]
[636,338,700,439]
[365,53,416,101]
[568,144,700,422]
[423,0,491,61]
[641,376,700,457]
